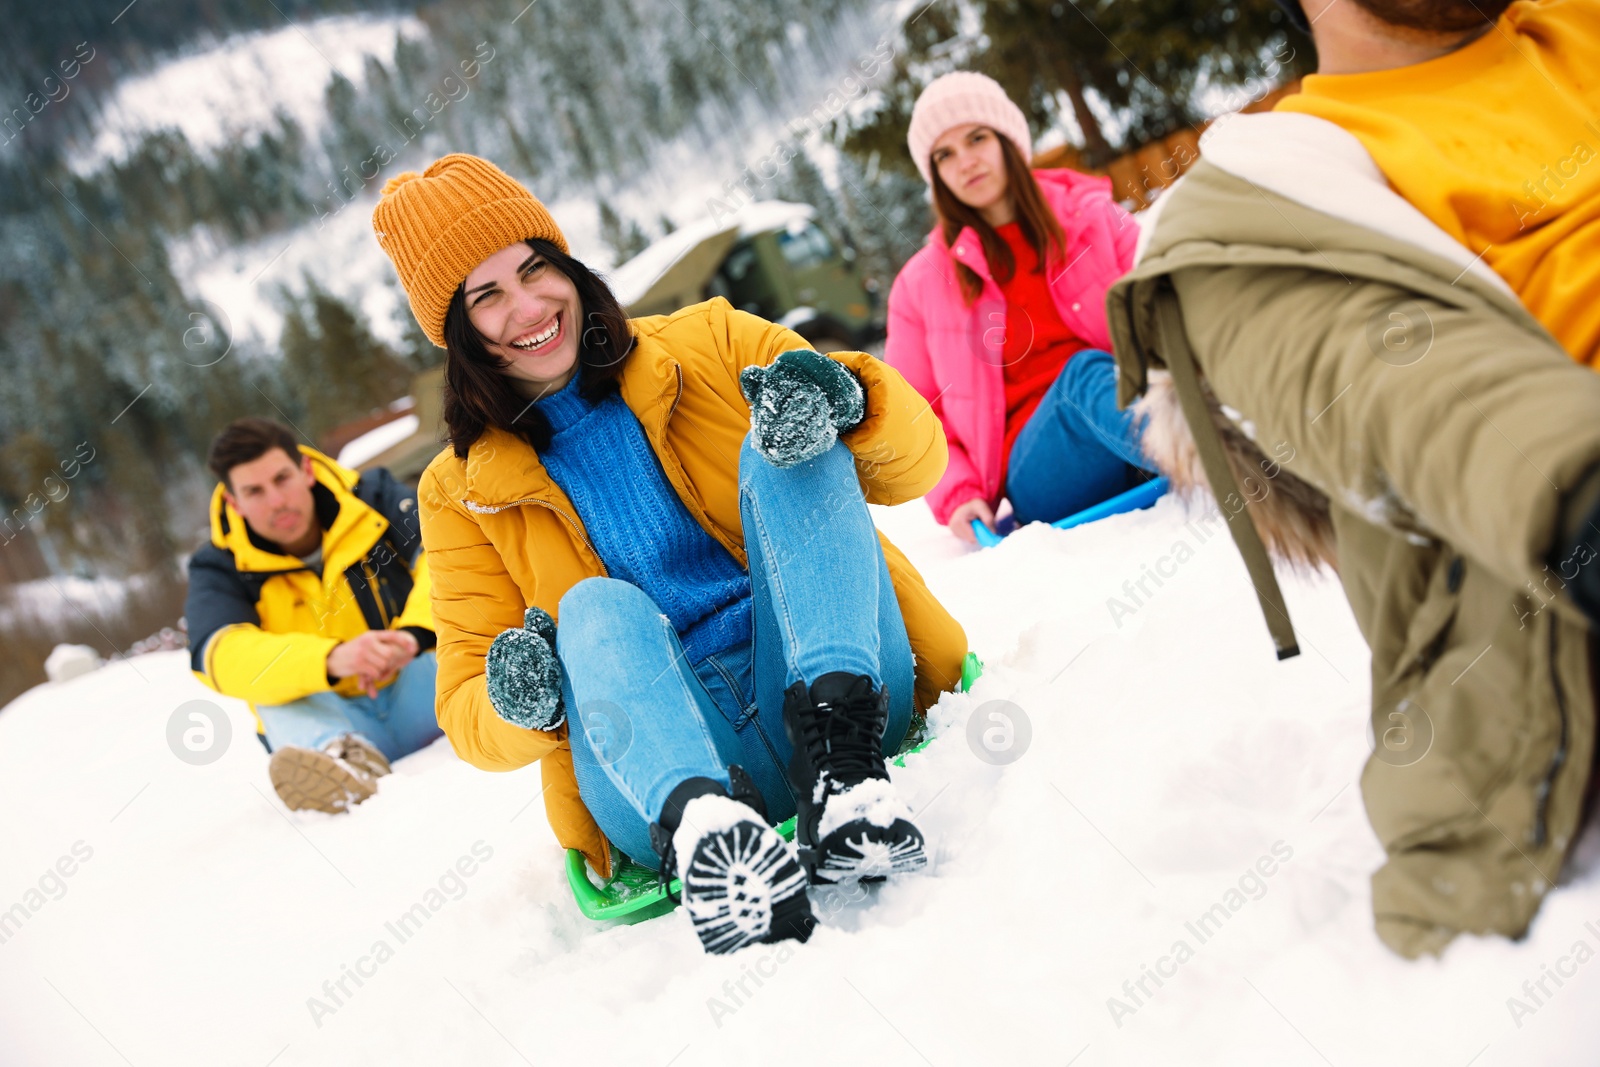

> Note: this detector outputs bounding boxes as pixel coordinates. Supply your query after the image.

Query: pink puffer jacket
[884,168,1138,525]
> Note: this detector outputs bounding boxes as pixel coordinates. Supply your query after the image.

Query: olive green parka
[1107,112,1600,958]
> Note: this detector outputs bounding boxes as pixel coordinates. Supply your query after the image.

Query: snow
[0,572,143,628]
[670,793,775,880]
[337,414,419,470]
[4,492,1598,1064]
[165,184,613,353]
[166,202,412,351]
[42,643,102,684]
[69,15,426,173]
[816,777,911,837]
[168,187,813,355]
[149,7,894,350]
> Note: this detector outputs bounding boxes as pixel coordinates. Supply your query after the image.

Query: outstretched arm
[1172,263,1600,596]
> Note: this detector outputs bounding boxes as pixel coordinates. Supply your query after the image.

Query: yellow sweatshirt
[1277,0,1600,367]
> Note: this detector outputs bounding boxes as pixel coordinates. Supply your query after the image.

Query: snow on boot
[268,739,379,813]
[323,733,391,780]
[648,770,813,954]
[783,672,928,884]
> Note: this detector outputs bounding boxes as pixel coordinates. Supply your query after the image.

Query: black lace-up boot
[782,673,928,884]
[648,765,814,954]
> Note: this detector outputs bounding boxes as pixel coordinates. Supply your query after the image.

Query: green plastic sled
[564,651,985,923]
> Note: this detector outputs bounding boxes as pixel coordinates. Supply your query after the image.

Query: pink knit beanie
[907,71,1033,186]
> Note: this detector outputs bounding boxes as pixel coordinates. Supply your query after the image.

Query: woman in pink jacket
[886,72,1155,543]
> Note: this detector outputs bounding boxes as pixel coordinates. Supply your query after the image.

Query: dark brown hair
[207,417,301,489]
[442,238,635,458]
[930,131,1067,306]
[1350,0,1511,31]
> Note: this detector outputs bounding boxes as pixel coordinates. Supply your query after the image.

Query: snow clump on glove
[485,606,565,731]
[739,349,866,468]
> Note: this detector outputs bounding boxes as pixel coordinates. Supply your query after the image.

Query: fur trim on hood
[1134,369,1338,573]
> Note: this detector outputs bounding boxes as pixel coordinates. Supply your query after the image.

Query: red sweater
[995,222,1087,482]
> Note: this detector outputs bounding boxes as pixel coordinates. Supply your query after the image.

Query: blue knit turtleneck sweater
[534,375,752,663]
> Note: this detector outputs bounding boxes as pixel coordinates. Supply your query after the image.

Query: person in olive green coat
[1107,0,1600,958]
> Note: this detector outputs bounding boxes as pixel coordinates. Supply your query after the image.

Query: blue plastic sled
[971,476,1170,548]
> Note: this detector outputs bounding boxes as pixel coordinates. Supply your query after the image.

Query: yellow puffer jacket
[186,446,434,727]
[417,298,968,875]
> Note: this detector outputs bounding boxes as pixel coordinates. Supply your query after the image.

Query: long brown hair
[441,238,635,458]
[930,132,1066,305]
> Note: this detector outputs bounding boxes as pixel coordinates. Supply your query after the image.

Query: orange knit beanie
[371,153,568,348]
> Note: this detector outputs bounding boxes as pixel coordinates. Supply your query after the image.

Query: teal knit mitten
[739,349,866,468]
[485,607,565,731]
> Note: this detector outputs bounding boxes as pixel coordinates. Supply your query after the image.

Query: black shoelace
[796,689,884,789]
[659,836,683,903]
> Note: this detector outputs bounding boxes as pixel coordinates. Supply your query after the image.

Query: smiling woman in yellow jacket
[374,155,966,954]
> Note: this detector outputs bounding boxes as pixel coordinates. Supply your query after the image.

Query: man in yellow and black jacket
[186,417,441,813]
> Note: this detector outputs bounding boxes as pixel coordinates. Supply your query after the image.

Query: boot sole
[268,747,377,813]
[682,821,814,954]
[804,818,929,885]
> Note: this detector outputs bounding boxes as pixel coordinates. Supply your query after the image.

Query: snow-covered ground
[2,497,1596,1066]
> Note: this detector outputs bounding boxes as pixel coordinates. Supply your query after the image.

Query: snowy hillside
[152,4,902,350]
[69,15,427,173]
[2,498,1596,1066]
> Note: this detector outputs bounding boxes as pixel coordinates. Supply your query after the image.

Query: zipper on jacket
[666,363,685,423]
[1532,622,1571,849]
[360,560,392,628]
[464,364,687,573]
[463,495,606,574]
[657,362,744,562]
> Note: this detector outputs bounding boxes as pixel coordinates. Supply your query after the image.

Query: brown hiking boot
[268,742,378,814]
[325,733,392,780]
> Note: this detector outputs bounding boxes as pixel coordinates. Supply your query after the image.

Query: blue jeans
[257,651,442,761]
[1006,348,1156,525]
[556,437,916,868]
